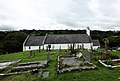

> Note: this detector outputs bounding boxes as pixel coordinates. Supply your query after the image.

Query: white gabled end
[86,27,90,36]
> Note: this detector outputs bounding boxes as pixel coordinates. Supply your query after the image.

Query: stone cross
[103,38,110,59]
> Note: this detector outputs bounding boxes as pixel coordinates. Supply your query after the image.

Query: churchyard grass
[0,49,120,81]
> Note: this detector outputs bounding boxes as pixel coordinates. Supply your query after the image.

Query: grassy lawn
[0,50,47,63]
[0,49,120,81]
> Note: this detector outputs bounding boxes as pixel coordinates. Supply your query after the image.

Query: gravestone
[77,53,82,58]
[42,46,44,50]
[59,46,61,52]
[70,43,76,56]
[39,46,41,52]
[48,45,51,51]
[82,42,84,50]
[43,72,49,78]
[68,44,70,49]
[58,46,61,55]
[46,46,48,52]
[29,51,33,58]
[46,46,50,63]
[91,45,93,51]
[86,51,91,63]
[52,45,55,51]
[77,44,79,50]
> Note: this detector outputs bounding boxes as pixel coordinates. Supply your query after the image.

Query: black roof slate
[25,36,44,46]
[92,40,100,46]
[45,34,92,44]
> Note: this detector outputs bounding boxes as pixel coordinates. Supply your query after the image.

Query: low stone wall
[11,61,48,72]
[57,55,96,73]
[58,66,96,73]
[0,60,21,71]
[99,59,120,68]
[18,61,47,66]
[0,69,43,79]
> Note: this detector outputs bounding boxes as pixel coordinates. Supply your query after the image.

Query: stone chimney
[86,27,90,36]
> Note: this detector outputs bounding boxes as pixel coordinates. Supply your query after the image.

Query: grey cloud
[0,0,120,30]
[48,0,120,30]
[0,25,16,30]
[0,15,7,20]
[50,0,97,27]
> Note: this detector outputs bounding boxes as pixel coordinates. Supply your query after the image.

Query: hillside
[0,49,120,81]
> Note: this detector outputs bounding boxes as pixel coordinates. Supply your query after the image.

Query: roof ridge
[48,34,87,36]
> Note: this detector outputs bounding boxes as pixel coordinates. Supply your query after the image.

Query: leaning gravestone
[77,53,82,58]
[86,51,91,63]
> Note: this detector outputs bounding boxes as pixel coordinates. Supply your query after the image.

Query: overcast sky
[0,0,120,31]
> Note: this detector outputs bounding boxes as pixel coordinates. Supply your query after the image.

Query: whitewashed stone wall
[44,43,92,50]
[23,43,93,51]
[93,46,100,50]
[23,46,40,51]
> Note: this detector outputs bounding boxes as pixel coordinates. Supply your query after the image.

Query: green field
[0,49,120,81]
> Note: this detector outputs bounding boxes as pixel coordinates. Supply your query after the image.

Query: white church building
[23,27,100,51]
[92,40,100,50]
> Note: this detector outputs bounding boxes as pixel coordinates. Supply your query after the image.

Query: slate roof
[25,36,44,46]
[92,40,100,46]
[45,34,92,44]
